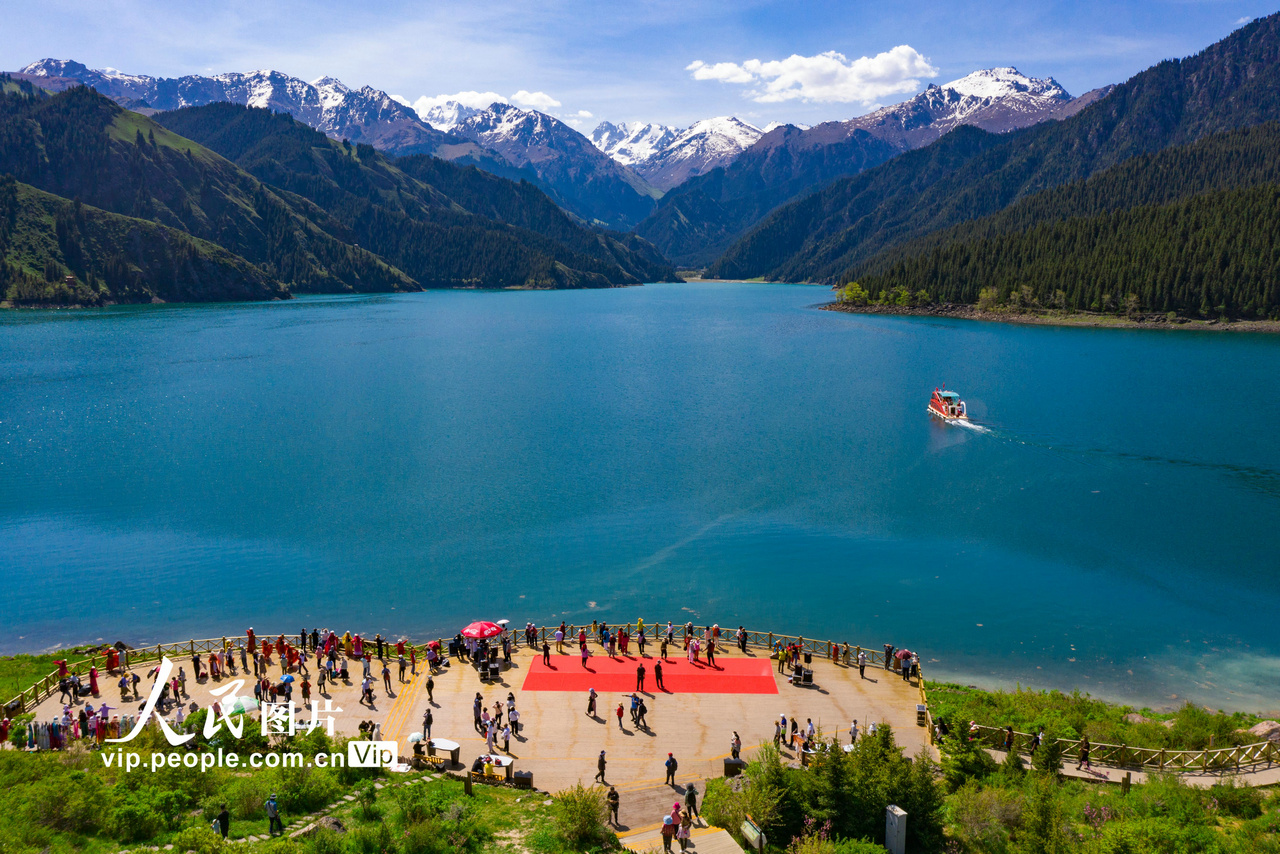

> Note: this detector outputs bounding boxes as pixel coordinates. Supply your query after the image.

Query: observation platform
[18,633,931,830]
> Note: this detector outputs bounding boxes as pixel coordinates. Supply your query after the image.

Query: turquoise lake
[2,282,1279,710]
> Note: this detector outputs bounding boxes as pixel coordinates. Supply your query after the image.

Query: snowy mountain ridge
[590,116,764,190]
[419,100,487,132]
[18,59,451,155]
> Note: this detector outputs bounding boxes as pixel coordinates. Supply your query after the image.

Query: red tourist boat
[928,387,968,422]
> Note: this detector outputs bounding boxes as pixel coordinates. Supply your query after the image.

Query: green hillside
[0,176,284,305]
[155,103,679,288]
[708,13,1280,284]
[0,86,678,307]
[0,84,415,297]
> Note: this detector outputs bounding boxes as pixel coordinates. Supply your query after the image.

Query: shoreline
[820,300,1280,332]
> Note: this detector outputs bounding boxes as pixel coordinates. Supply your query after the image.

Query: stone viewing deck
[18,631,931,830]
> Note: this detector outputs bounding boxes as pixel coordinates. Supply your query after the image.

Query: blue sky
[2,1,1269,129]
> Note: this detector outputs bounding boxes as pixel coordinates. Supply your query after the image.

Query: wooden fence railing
[968,723,1279,774]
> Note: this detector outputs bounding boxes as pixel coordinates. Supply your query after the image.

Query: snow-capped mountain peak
[420,100,490,132]
[590,121,681,166]
[941,67,1068,101]
[590,115,762,190]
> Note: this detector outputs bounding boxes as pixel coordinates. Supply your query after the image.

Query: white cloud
[686,60,755,84]
[511,89,561,109]
[686,45,938,106]
[407,90,507,116]
[1236,15,1256,25]
[576,109,593,118]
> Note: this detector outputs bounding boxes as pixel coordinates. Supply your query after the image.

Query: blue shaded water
[3,283,1279,711]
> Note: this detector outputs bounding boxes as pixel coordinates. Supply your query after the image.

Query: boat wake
[952,419,990,433]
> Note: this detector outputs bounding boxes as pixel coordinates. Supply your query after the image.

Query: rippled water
[3,283,1278,710]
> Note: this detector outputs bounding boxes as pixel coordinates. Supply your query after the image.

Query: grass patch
[930,682,1266,749]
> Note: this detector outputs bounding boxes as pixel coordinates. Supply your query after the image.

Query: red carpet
[520,654,778,695]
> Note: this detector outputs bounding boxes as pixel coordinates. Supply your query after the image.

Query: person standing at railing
[738,626,747,654]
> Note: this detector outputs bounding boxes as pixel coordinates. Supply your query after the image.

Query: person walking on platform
[636,663,646,692]
[664,752,678,785]
[606,786,619,826]
[858,649,867,679]
[595,750,607,783]
[654,661,665,691]
[684,781,699,819]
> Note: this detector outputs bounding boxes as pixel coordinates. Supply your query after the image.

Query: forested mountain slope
[709,13,1280,283]
[846,124,1280,318]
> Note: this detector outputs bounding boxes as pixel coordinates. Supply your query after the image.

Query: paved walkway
[619,824,744,853]
[25,641,929,829]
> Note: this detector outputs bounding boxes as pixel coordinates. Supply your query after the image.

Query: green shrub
[106,797,163,842]
[1128,775,1211,826]
[171,825,226,854]
[942,738,1000,792]
[274,765,342,816]
[392,782,465,826]
[306,827,345,854]
[703,755,785,846]
[1207,779,1263,819]
[216,772,272,821]
[353,780,380,821]
[18,771,107,833]
[1096,816,1221,854]
[1011,774,1070,854]
[949,781,1022,853]
[346,821,395,854]
[1031,739,1063,776]
[550,783,614,849]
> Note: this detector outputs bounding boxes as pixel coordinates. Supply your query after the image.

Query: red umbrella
[461,621,504,639]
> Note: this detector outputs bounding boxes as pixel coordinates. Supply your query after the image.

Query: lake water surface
[3,283,1279,711]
